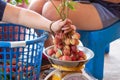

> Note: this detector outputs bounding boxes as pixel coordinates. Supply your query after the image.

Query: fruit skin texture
[70,39,79,45]
[62,45,70,56]
[61,55,71,61]
[55,50,62,58]
[53,37,61,45]
[70,54,77,61]
[62,48,70,56]
[64,38,70,45]
[70,45,77,53]
[72,32,80,39]
[47,48,55,56]
[78,51,84,57]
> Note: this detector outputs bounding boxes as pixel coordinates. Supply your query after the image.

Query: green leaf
[6,0,29,5]
[24,0,29,5]
[58,49,62,55]
[65,1,76,10]
[16,0,22,3]
[14,0,21,4]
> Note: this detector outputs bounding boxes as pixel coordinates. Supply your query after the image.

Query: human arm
[2,3,72,33]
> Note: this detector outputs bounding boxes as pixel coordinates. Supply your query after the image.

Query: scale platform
[40,67,98,80]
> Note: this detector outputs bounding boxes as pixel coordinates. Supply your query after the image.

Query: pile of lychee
[47,26,86,61]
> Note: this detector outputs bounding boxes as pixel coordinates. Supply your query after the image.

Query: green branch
[50,0,76,21]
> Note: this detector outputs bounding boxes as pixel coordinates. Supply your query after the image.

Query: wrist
[49,21,55,35]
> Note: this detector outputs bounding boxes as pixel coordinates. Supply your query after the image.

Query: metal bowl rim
[43,45,94,63]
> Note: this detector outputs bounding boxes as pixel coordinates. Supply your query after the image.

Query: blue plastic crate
[0,23,48,80]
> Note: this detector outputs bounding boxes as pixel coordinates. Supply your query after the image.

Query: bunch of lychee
[47,26,86,61]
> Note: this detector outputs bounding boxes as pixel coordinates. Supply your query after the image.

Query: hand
[51,19,75,33]
[62,24,76,33]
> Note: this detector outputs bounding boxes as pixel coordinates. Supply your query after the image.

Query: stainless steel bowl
[43,45,94,67]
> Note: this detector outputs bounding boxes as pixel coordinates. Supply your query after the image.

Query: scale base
[40,68,98,80]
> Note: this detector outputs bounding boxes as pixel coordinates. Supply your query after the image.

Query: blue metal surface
[77,20,120,80]
[0,23,48,80]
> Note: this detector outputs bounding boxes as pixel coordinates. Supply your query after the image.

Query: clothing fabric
[76,0,120,18]
[92,3,119,28]
[0,0,6,21]
[74,0,120,27]
[89,0,120,18]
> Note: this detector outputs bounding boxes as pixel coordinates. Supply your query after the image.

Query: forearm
[28,0,47,14]
[2,3,52,32]
[18,8,52,31]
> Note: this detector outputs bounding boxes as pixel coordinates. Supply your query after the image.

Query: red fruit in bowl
[55,49,62,58]
[78,51,84,57]
[59,56,63,60]
[70,54,77,61]
[70,45,77,53]
[64,45,70,50]
[62,48,70,56]
[79,57,84,60]
[62,55,71,61]
[71,57,76,61]
[56,43,63,49]
[54,46,58,52]
[47,48,55,56]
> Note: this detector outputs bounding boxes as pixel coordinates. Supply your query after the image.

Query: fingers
[71,25,76,31]
[61,26,70,30]
[62,24,76,33]
[59,19,72,28]
[64,28,73,33]
[64,18,72,25]
[54,19,76,34]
